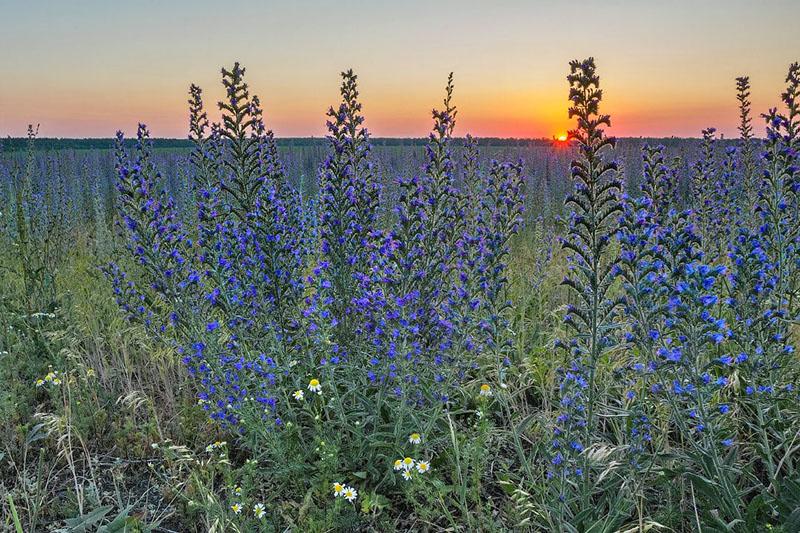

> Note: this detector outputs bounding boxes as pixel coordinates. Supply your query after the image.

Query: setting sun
[557,134,568,142]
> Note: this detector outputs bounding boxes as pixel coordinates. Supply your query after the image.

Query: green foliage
[2,57,800,533]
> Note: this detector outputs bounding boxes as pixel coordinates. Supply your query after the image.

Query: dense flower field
[1,57,799,531]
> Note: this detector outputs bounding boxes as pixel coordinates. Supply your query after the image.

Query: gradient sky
[1,0,798,138]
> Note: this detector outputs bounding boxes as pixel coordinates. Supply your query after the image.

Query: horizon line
[1,134,752,141]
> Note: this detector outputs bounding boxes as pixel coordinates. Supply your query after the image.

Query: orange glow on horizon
[1,2,797,139]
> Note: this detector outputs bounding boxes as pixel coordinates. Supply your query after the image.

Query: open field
[2,56,800,532]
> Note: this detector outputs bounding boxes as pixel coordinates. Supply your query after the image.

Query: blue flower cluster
[555,59,800,525]
[607,62,800,525]
[107,64,526,436]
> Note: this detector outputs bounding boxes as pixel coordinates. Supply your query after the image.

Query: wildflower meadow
[1,29,800,533]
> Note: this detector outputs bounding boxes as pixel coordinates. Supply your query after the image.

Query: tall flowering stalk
[475,160,524,373]
[378,74,463,404]
[691,128,717,247]
[736,76,759,210]
[448,135,485,358]
[689,127,743,263]
[758,62,800,318]
[7,126,69,313]
[709,146,741,261]
[618,145,670,472]
[552,58,624,518]
[406,73,461,353]
[188,83,223,191]
[11,126,38,313]
[315,69,381,350]
[638,145,678,225]
[192,65,306,349]
[108,125,195,336]
[217,63,274,221]
[419,72,460,293]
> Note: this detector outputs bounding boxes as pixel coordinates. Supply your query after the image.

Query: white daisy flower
[253,503,266,519]
[408,433,422,445]
[332,482,345,497]
[292,389,305,401]
[308,378,322,394]
[402,470,413,481]
[205,440,227,453]
[479,383,492,397]
[231,502,243,514]
[416,460,431,474]
[342,486,358,502]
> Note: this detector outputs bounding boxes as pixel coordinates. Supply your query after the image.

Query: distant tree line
[1,135,724,152]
